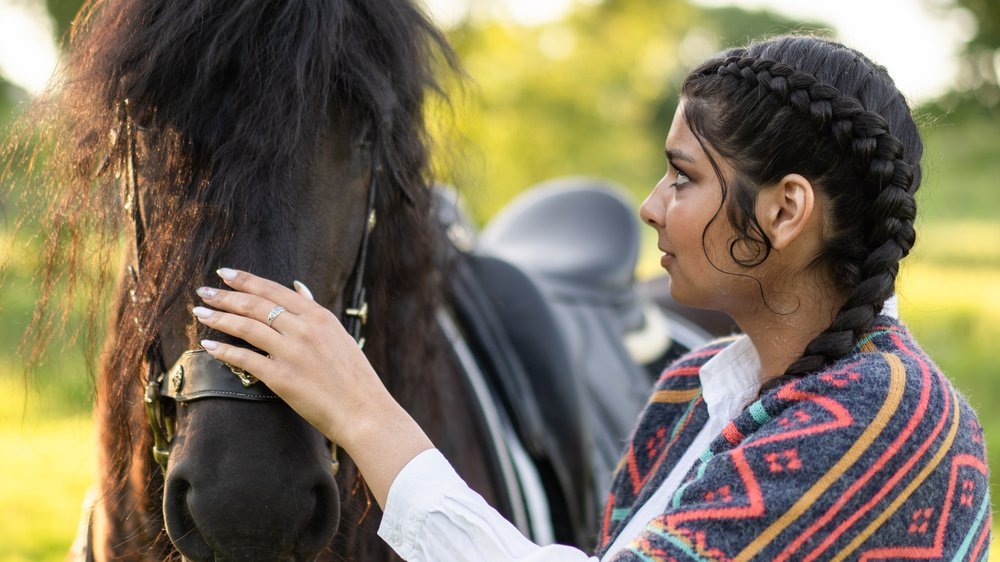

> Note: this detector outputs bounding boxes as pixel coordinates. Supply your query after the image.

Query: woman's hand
[192,268,433,507]
[192,267,372,446]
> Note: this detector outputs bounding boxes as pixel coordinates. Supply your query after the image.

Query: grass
[0,229,103,561]
[0,400,95,562]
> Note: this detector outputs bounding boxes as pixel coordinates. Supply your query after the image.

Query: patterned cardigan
[597,317,992,561]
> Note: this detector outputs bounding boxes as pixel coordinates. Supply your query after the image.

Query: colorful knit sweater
[597,317,991,561]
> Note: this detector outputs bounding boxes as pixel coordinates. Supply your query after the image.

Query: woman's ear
[757,173,816,250]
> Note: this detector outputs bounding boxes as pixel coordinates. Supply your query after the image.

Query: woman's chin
[666,278,712,312]
[666,276,691,306]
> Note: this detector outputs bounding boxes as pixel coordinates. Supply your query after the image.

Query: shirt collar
[699,335,762,421]
[882,294,899,319]
[696,295,899,421]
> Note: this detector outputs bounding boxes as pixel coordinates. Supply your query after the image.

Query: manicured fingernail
[217,268,237,281]
[192,306,213,319]
[196,286,217,299]
[200,339,219,351]
[293,280,314,300]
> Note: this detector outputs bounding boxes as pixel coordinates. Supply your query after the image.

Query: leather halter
[121,100,379,473]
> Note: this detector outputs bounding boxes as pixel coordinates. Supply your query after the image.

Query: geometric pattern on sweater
[596,317,992,561]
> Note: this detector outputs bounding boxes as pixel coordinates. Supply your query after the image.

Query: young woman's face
[640,101,760,313]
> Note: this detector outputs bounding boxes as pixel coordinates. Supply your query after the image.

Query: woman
[190,36,991,560]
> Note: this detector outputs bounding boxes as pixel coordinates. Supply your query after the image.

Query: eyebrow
[665,148,697,163]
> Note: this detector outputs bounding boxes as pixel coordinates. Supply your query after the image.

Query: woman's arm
[382,448,598,562]
[190,269,598,562]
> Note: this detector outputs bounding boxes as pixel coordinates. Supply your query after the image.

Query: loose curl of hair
[680,35,921,383]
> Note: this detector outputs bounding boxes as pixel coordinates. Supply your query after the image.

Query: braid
[681,38,922,382]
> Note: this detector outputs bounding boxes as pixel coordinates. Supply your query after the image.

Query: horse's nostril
[165,463,338,561]
[295,478,341,559]
[163,475,213,562]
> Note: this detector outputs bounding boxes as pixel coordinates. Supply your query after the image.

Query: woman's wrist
[339,394,411,453]
[340,393,434,508]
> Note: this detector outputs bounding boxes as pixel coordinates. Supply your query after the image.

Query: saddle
[435,177,703,549]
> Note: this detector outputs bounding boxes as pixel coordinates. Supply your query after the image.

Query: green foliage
[918,109,1000,221]
[437,1,828,222]
[907,305,1000,476]
[0,228,99,417]
[934,0,1000,109]
[699,5,831,49]
[1,77,12,122]
[42,0,83,41]
[952,0,1000,51]
[435,0,698,220]
[0,234,98,562]
[899,219,1000,488]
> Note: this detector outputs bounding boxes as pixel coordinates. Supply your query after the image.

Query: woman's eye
[673,169,690,188]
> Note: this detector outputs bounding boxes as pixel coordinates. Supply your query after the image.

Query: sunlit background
[1,0,997,559]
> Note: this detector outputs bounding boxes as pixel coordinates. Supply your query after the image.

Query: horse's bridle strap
[160,350,279,402]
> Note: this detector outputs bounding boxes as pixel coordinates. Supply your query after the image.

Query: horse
[19,0,521,559]
[17,0,725,559]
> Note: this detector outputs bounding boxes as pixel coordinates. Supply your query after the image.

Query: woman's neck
[730,290,841,382]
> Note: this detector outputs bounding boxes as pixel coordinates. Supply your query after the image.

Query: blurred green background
[2,0,998,559]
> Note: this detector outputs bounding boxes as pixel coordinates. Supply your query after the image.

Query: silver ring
[266,305,285,327]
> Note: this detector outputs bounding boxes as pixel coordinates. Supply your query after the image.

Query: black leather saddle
[435,177,702,548]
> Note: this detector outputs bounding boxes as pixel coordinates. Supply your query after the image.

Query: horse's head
[28,0,453,559]
[147,111,372,560]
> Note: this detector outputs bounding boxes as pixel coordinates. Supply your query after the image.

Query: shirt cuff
[377,448,460,558]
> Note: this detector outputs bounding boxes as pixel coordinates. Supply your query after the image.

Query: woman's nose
[639,181,666,228]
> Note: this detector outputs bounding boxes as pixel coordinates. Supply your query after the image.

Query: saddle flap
[447,251,596,543]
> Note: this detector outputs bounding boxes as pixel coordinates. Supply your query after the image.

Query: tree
[436,0,826,220]
[932,0,1000,110]
[43,0,83,40]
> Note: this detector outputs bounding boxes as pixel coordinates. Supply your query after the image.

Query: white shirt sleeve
[378,448,599,562]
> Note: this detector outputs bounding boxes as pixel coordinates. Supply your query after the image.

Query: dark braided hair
[680,36,921,383]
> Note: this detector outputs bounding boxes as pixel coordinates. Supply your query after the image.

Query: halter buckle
[144,369,173,474]
[345,301,369,325]
[224,363,259,387]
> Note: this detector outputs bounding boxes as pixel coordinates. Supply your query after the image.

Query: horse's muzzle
[161,400,340,561]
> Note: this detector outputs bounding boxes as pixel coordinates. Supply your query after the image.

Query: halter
[121,100,380,474]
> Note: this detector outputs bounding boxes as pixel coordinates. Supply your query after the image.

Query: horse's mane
[6,0,458,543]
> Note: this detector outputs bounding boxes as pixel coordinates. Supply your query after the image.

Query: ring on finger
[266,305,285,327]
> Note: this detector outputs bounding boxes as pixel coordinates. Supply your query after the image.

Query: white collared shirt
[377,299,900,561]
[377,338,764,562]
[601,334,762,556]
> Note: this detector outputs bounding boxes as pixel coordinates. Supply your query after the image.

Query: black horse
[13,0,513,559]
[14,0,723,559]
